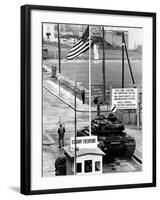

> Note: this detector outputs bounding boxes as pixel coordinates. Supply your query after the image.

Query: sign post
[112,88,137,110]
[136,87,140,129]
[74,80,77,175]
[110,85,112,110]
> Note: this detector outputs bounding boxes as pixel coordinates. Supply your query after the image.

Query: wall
[77,154,102,174]
[0,0,159,200]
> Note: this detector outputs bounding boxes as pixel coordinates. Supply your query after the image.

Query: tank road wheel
[124,143,136,159]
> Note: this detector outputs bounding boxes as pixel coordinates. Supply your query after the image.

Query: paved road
[42,71,142,177]
[43,87,89,177]
[42,87,142,177]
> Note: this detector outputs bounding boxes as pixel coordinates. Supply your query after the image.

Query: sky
[43,23,143,49]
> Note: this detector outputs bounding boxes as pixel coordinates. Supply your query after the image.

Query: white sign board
[70,136,98,149]
[94,44,99,60]
[112,88,137,109]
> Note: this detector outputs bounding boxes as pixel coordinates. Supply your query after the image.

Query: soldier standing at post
[51,65,57,79]
[97,98,101,116]
[81,89,85,104]
[93,97,101,116]
[57,124,65,148]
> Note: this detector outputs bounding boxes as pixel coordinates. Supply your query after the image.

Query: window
[84,160,92,173]
[95,161,101,171]
[76,163,82,173]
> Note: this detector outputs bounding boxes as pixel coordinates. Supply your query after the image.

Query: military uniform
[57,125,65,148]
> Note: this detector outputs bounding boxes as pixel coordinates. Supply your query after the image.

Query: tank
[77,113,136,159]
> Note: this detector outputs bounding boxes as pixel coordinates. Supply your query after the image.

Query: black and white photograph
[20,5,156,194]
[1,0,160,199]
[42,23,143,176]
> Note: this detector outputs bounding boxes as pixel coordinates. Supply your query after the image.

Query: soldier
[81,89,85,104]
[97,99,101,116]
[51,65,57,79]
[93,97,101,116]
[57,124,65,148]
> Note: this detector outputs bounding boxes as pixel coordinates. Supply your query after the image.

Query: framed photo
[21,4,156,195]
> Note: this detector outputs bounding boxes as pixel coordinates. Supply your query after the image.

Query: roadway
[42,84,142,177]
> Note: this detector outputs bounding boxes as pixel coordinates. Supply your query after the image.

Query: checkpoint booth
[63,136,105,175]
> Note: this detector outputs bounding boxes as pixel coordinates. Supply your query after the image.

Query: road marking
[45,134,55,144]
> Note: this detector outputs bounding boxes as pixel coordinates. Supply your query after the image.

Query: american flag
[66,26,90,60]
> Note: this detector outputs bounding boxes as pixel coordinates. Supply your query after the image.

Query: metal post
[122,32,125,88]
[123,35,136,88]
[57,24,61,95]
[139,101,141,126]
[110,85,112,111]
[102,26,106,101]
[57,24,61,74]
[136,87,140,129]
[74,80,77,175]
[89,26,91,136]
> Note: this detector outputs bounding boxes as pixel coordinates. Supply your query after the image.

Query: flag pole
[102,26,106,101]
[57,24,61,94]
[89,26,91,136]
[122,32,125,88]
[74,79,77,175]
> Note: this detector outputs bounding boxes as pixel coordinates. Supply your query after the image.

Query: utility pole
[57,24,61,74]
[57,24,61,94]
[122,32,125,88]
[123,34,136,88]
[74,80,77,175]
[102,26,106,101]
[89,26,91,136]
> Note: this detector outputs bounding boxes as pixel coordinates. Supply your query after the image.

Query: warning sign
[112,88,137,109]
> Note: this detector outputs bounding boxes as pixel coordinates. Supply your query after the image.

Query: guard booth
[63,136,105,175]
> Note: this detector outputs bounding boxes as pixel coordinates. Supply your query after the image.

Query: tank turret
[77,113,136,159]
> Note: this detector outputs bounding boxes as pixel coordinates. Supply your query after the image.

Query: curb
[43,84,89,113]
[133,154,142,164]
[43,83,109,113]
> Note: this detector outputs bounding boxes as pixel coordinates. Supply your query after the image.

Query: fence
[114,109,142,125]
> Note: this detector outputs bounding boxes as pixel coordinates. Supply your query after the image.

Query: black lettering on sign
[83,138,96,144]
